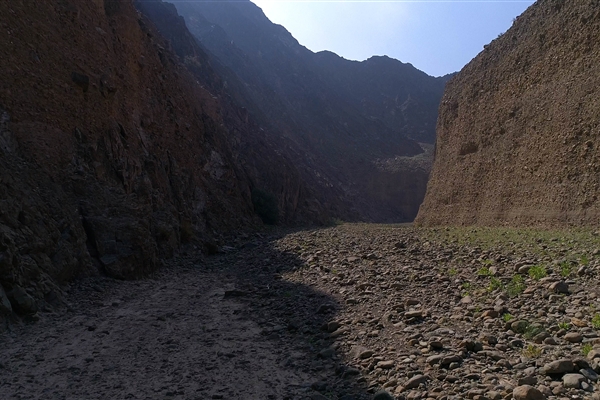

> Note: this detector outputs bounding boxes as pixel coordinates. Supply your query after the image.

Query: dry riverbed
[2,224,600,400]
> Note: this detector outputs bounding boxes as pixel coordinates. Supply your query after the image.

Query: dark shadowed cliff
[417,0,600,227]
[133,0,337,225]
[0,0,282,319]
[173,0,448,222]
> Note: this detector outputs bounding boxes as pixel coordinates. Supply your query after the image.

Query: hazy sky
[251,0,535,77]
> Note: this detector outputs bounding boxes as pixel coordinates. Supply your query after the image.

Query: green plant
[251,188,279,225]
[592,314,600,330]
[523,344,542,358]
[528,265,547,280]
[478,267,492,276]
[523,324,544,340]
[462,282,471,290]
[581,254,590,266]
[582,343,593,356]
[448,267,458,277]
[560,261,572,277]
[488,277,504,292]
[506,274,525,297]
[502,313,514,322]
[558,321,571,331]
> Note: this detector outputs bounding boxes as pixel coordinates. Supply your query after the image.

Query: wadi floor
[2,224,600,400]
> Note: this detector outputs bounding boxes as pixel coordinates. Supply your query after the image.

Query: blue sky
[251,0,535,77]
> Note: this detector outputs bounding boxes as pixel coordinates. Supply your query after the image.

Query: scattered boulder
[403,374,429,390]
[542,359,574,375]
[513,385,546,400]
[549,281,569,294]
[562,373,586,389]
[372,390,394,400]
[8,286,37,315]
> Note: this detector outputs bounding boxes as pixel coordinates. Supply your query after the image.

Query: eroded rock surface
[417,0,600,227]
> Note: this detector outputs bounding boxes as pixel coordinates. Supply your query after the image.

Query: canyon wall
[417,0,600,227]
[0,0,259,319]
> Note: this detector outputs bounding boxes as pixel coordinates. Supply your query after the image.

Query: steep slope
[134,0,338,224]
[173,0,446,222]
[0,0,264,320]
[417,0,600,227]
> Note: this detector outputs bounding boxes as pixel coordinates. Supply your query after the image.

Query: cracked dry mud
[3,224,600,400]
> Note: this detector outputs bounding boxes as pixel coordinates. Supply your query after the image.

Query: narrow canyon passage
[2,225,600,400]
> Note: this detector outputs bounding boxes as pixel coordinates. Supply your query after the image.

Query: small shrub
[502,313,514,322]
[523,324,544,340]
[560,261,572,277]
[478,267,492,276]
[523,344,542,358]
[448,267,458,276]
[488,277,504,292]
[528,264,547,280]
[558,321,571,331]
[581,254,590,266]
[582,343,593,356]
[592,314,600,330]
[251,188,279,225]
[506,274,525,297]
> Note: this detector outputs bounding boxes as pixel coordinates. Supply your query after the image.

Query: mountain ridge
[173,0,447,221]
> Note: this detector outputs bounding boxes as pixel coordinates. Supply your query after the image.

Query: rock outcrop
[173,0,447,222]
[417,0,600,226]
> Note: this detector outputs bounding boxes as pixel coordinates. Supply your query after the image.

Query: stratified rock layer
[417,0,600,226]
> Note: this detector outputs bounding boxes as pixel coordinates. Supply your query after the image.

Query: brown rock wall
[0,0,258,319]
[417,0,600,227]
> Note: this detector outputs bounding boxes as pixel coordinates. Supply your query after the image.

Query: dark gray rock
[0,283,12,314]
[542,359,574,375]
[562,373,585,389]
[8,286,37,314]
[373,390,395,400]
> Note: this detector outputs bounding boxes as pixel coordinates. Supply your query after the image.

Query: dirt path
[0,262,319,399]
[0,230,368,400]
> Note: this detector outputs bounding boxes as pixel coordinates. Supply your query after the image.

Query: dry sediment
[3,224,600,400]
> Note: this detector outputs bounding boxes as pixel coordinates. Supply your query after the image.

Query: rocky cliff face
[417,0,600,227]
[134,0,340,225]
[173,0,447,222]
[0,0,266,320]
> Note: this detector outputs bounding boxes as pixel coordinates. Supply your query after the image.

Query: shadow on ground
[0,227,380,400]
[203,227,376,400]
